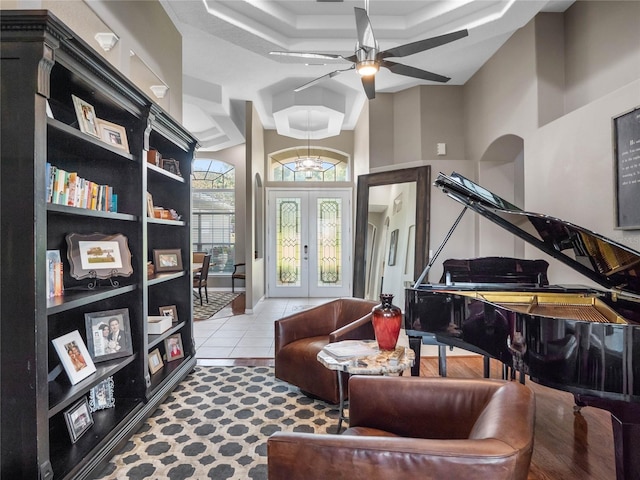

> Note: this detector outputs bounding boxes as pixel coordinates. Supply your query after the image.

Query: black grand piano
[406,171,640,480]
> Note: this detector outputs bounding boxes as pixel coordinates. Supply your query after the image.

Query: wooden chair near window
[193,254,211,305]
[232,263,246,292]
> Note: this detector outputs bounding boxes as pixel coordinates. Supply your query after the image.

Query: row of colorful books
[46,163,118,212]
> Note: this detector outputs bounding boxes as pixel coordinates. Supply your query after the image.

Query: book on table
[323,340,379,360]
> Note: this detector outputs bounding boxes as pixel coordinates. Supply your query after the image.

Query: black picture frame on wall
[613,106,640,230]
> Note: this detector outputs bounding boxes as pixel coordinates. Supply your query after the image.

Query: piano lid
[432,171,640,296]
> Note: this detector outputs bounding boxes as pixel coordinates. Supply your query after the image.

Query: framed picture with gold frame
[148,348,164,375]
[97,118,129,153]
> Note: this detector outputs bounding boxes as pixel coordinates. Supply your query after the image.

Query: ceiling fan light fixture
[357,60,379,76]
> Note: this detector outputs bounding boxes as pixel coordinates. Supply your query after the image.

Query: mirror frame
[353,166,431,298]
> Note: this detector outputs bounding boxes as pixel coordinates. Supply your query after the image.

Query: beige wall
[464,20,539,164]
[247,103,266,309]
[393,88,422,163]
[368,94,395,169]
[420,85,466,160]
[10,0,184,121]
[564,0,640,113]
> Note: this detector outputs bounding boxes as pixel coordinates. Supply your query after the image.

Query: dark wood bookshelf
[1,10,198,480]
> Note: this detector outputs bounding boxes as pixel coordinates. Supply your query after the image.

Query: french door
[267,189,352,297]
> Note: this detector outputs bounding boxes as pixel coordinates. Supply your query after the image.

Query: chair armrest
[274,301,339,353]
[268,432,519,480]
[330,313,375,343]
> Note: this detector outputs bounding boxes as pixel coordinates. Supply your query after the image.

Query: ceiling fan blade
[380,29,468,59]
[361,75,375,100]
[382,60,451,83]
[293,66,354,92]
[270,51,346,60]
[354,7,377,49]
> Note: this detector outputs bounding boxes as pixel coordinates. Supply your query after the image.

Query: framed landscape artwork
[66,232,133,280]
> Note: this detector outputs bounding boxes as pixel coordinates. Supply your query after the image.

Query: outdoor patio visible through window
[192,159,235,274]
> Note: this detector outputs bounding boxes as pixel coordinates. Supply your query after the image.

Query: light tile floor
[194,296,334,362]
[193,294,466,364]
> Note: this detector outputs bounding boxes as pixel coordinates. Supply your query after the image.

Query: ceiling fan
[270,7,468,100]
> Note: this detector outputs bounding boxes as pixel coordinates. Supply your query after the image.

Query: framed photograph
[153,249,183,273]
[159,305,178,322]
[51,330,97,385]
[613,106,640,229]
[97,118,129,153]
[66,232,133,280]
[161,158,182,176]
[388,228,399,266]
[146,192,155,218]
[164,334,184,362]
[148,348,164,375]
[64,397,94,443]
[84,308,133,362]
[89,377,115,412]
[71,95,100,138]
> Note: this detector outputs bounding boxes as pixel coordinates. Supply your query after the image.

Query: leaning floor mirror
[353,166,431,310]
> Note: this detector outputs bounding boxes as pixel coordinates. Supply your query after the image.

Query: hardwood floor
[418,356,616,480]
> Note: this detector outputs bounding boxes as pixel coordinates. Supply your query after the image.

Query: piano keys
[406,171,640,480]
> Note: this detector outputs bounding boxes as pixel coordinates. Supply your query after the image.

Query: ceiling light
[295,111,325,178]
[94,32,119,52]
[356,60,379,76]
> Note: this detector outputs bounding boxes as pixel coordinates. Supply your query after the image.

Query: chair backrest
[196,254,211,284]
[193,251,207,264]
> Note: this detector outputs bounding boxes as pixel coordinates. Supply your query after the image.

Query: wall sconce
[94,32,119,52]
[150,85,169,99]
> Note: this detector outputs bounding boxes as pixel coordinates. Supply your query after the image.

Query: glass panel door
[267,189,351,297]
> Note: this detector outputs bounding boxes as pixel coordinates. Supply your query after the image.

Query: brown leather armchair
[268,376,536,480]
[274,297,378,404]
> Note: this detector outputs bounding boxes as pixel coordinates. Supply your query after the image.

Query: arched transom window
[269,147,349,182]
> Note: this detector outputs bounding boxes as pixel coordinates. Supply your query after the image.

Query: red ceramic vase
[372,294,402,351]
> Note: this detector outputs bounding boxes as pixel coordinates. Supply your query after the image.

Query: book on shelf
[46,250,64,298]
[46,164,117,213]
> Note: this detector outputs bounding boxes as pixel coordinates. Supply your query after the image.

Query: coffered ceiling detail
[160,0,574,151]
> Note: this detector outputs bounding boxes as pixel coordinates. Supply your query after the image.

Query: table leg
[336,371,347,433]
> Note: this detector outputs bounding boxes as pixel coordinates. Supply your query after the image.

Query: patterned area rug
[95,366,339,480]
[193,292,241,320]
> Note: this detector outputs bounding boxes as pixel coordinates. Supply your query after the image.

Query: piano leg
[438,344,447,377]
[575,394,640,480]
[409,336,421,376]
[408,336,448,377]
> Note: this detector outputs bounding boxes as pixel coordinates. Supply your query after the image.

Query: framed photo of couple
[84,308,133,363]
